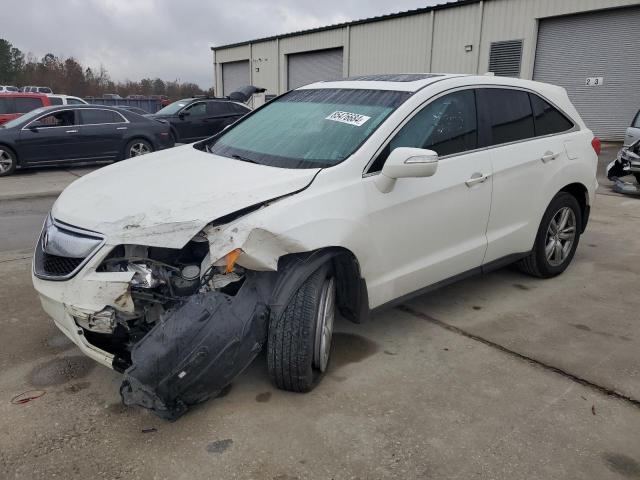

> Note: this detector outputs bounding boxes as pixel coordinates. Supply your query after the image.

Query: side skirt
[371,251,530,313]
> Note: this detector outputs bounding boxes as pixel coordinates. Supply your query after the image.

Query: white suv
[32,74,598,419]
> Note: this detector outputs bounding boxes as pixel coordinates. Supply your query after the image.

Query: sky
[3,0,443,88]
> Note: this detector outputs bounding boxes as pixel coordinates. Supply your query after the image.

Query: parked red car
[0,93,51,125]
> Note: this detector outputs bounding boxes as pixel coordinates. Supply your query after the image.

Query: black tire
[0,145,17,177]
[518,192,582,278]
[267,263,335,393]
[634,173,640,185]
[124,138,154,159]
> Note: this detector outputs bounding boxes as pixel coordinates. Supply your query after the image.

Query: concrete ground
[0,146,639,479]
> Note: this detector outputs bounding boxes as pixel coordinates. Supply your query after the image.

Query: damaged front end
[93,237,278,420]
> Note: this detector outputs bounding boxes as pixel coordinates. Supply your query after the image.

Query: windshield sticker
[325,111,371,127]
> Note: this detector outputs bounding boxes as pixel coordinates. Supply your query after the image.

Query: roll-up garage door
[222,60,250,96]
[287,48,343,90]
[533,7,640,141]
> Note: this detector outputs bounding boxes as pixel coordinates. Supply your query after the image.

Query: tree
[0,39,14,83]
[64,57,85,96]
[152,78,166,95]
[0,37,207,99]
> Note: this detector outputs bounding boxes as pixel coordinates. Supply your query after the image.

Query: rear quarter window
[530,94,574,136]
[49,97,64,105]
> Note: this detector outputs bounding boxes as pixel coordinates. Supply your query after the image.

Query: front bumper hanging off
[120,271,277,420]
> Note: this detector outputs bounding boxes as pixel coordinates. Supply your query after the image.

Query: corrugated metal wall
[213,0,640,100]
[349,14,432,75]
[533,6,640,141]
[430,2,482,73]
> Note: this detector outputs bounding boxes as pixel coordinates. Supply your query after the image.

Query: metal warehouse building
[212,0,640,140]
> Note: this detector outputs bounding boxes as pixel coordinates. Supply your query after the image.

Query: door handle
[465,172,491,187]
[116,126,128,130]
[541,151,559,163]
[65,129,78,133]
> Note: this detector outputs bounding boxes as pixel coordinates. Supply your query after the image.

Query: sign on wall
[585,77,604,86]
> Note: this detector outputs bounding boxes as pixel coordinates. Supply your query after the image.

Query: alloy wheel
[545,206,576,267]
[313,277,336,372]
[129,142,151,157]
[0,149,13,174]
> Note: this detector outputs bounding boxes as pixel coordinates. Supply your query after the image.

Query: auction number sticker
[326,111,371,126]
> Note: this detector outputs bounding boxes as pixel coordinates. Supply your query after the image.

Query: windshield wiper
[231,154,260,164]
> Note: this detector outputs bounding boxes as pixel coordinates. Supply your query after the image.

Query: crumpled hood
[52,145,319,248]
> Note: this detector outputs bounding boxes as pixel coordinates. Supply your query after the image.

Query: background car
[47,94,88,106]
[0,93,51,125]
[0,104,174,176]
[21,86,53,94]
[148,97,250,143]
[624,108,640,146]
[0,86,19,93]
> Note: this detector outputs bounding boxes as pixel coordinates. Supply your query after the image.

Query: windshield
[2,107,49,128]
[207,88,411,169]
[155,99,191,116]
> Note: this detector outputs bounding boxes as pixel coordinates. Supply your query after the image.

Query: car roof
[298,73,568,95]
[299,73,463,92]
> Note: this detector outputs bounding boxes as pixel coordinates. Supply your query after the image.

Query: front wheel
[125,139,153,159]
[518,192,582,278]
[267,264,336,392]
[0,146,17,177]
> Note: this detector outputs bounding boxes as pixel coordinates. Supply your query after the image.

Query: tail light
[591,137,601,156]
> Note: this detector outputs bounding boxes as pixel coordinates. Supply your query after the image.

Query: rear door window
[15,97,44,113]
[480,88,535,145]
[80,109,125,124]
[633,110,640,129]
[529,94,574,136]
[206,101,227,115]
[67,98,85,105]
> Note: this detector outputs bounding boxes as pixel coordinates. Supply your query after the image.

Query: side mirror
[179,111,190,119]
[375,147,439,193]
[28,124,39,132]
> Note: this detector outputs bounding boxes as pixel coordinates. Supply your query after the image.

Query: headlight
[41,214,103,258]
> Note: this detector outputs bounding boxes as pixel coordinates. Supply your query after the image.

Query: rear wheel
[0,146,17,176]
[634,173,640,185]
[267,264,336,392]
[125,139,153,159]
[518,192,582,278]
